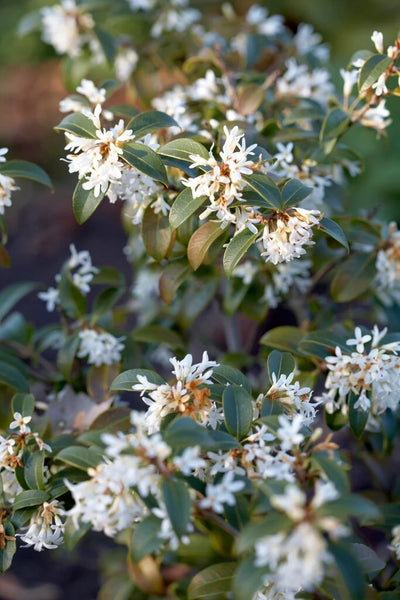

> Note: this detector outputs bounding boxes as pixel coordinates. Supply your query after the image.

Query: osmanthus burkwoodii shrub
[0,2,399,599]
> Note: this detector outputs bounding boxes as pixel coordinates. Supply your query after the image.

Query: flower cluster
[261,208,321,265]
[17,501,65,552]
[132,352,219,432]
[321,326,400,415]
[0,148,18,215]
[77,329,125,367]
[183,126,259,228]
[38,244,99,311]
[375,222,400,306]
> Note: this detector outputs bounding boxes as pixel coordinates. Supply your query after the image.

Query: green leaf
[11,393,34,417]
[0,160,52,189]
[299,329,348,360]
[132,325,183,348]
[169,188,207,229]
[329,541,365,600]
[111,368,165,391]
[331,252,376,303]
[319,216,349,251]
[57,335,80,380]
[0,282,36,321]
[223,229,259,278]
[56,446,102,471]
[13,489,49,510]
[58,267,86,318]
[243,172,282,209]
[163,417,213,452]
[159,259,192,304]
[108,104,139,119]
[223,385,253,440]
[236,513,291,553]
[158,138,209,175]
[141,207,173,261]
[94,26,117,63]
[358,54,391,93]
[349,393,369,438]
[188,562,235,600]
[0,522,16,573]
[311,453,350,494]
[281,178,312,208]
[212,365,251,393]
[352,543,385,575]
[232,556,265,600]
[89,407,131,433]
[320,107,350,142]
[24,452,45,490]
[162,478,191,538]
[91,266,125,287]
[130,515,163,562]
[187,222,225,270]
[260,326,304,354]
[266,350,296,385]
[92,287,124,321]
[72,179,106,224]
[127,110,179,139]
[0,361,29,392]
[318,494,380,524]
[55,112,97,138]
[122,142,168,186]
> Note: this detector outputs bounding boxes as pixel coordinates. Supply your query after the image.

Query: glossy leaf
[281,178,312,208]
[11,393,35,417]
[56,446,102,470]
[349,392,369,438]
[329,541,365,600]
[0,160,52,189]
[223,385,253,440]
[130,515,163,562]
[24,452,45,490]
[122,142,168,186]
[94,26,116,63]
[299,329,348,360]
[223,229,259,278]
[13,489,49,510]
[141,207,173,261]
[169,188,207,229]
[158,138,209,175]
[212,365,251,392]
[266,350,296,385]
[72,180,106,224]
[319,216,349,251]
[0,282,36,321]
[0,522,16,573]
[320,107,350,142]
[243,172,281,209]
[0,361,29,392]
[162,479,191,537]
[331,252,376,302]
[55,112,97,138]
[127,110,179,139]
[358,54,391,93]
[260,326,304,354]
[232,557,265,600]
[159,259,192,304]
[111,368,165,391]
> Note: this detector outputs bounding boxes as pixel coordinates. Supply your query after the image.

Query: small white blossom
[77,329,125,366]
[199,471,245,513]
[17,500,65,552]
[371,30,384,54]
[9,412,32,434]
[261,208,320,264]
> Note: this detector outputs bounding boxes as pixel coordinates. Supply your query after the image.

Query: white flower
[199,471,245,513]
[77,329,125,366]
[41,0,96,58]
[346,326,372,353]
[340,68,359,98]
[294,24,329,61]
[0,148,8,162]
[76,79,106,104]
[17,500,65,552]
[261,208,320,264]
[390,525,400,559]
[115,48,138,82]
[0,172,18,215]
[271,485,306,521]
[173,446,206,476]
[375,223,400,305]
[372,73,388,96]
[371,30,384,54]
[360,100,391,132]
[232,260,258,285]
[38,287,59,312]
[9,412,32,434]
[276,414,305,451]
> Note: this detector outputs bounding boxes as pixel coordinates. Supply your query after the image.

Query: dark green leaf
[57,335,80,380]
[163,417,212,452]
[13,489,49,510]
[320,107,350,142]
[24,451,45,490]
[72,179,106,224]
[169,188,207,229]
[92,287,124,321]
[299,329,348,360]
[11,393,34,417]
[223,229,259,278]
[63,517,91,551]
[94,26,116,63]
[260,326,304,354]
[331,253,376,302]
[319,216,349,251]
[223,385,253,440]
[281,178,312,208]
[55,112,97,138]
[243,172,281,209]
[111,368,165,391]
[352,543,385,575]
[0,160,52,189]
[0,361,29,392]
[122,142,168,186]
[358,54,392,93]
[158,138,209,175]
[89,407,131,433]
[0,282,36,321]
[266,350,296,385]
[56,446,102,470]
[162,479,191,537]
[130,515,163,562]
[329,541,365,600]
[349,393,369,438]
[127,111,179,139]
[188,562,235,600]
[311,453,350,494]
[232,556,265,600]
[212,365,251,393]
[236,513,291,553]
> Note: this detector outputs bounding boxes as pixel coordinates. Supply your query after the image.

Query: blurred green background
[0,0,400,219]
